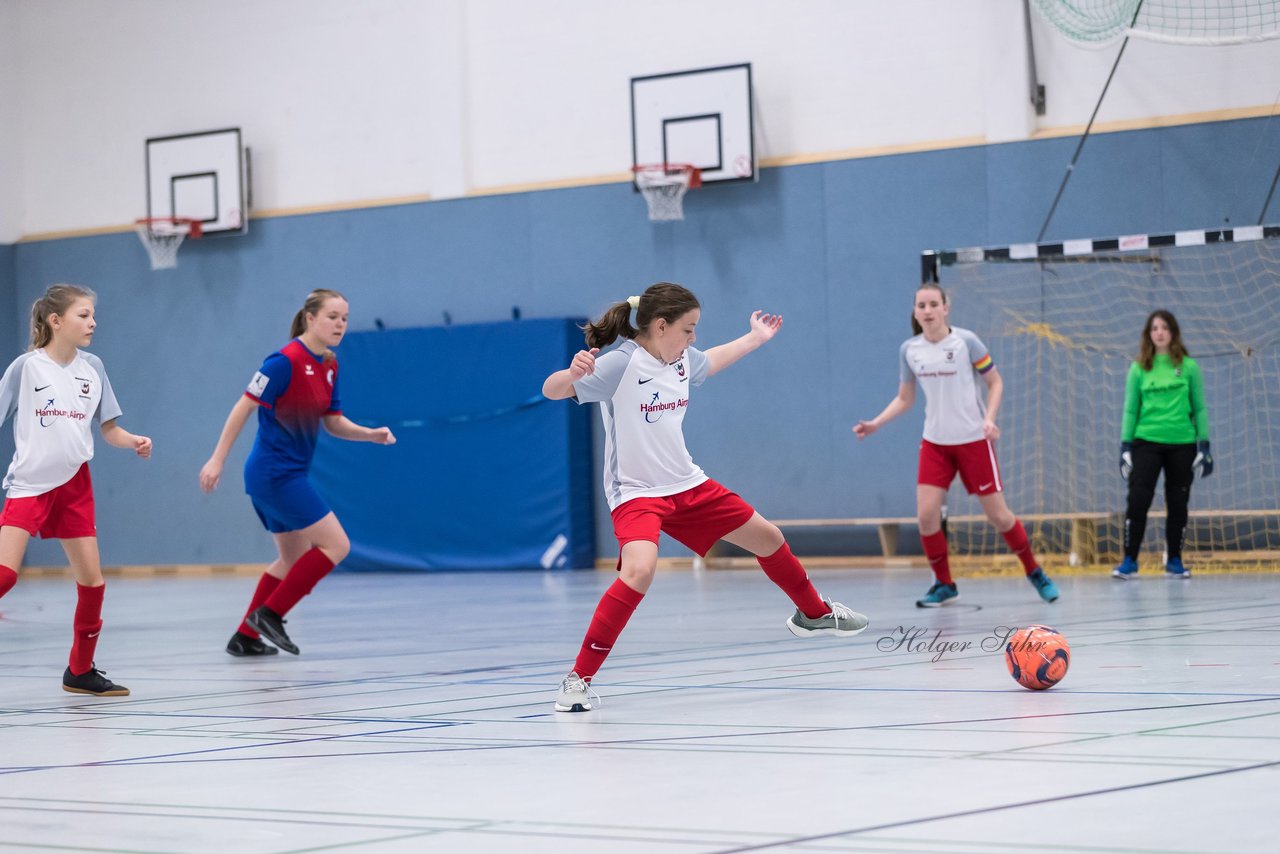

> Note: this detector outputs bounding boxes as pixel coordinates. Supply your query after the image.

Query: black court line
[711,757,1280,852]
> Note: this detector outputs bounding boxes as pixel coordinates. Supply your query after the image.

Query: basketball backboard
[145,127,248,236]
[630,63,755,185]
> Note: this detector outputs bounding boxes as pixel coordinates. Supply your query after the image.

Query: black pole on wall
[921,251,939,285]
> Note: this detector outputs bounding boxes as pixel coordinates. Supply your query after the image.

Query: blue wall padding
[310,317,594,571]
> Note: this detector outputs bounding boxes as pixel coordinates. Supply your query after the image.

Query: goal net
[1031,0,1280,47]
[922,225,1280,570]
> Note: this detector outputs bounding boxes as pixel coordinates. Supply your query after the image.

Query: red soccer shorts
[0,463,97,539]
[611,478,757,560]
[918,438,1003,495]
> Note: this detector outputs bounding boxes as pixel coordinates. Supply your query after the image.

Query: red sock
[237,573,282,637]
[0,565,16,599]
[69,583,105,676]
[573,578,644,680]
[263,548,335,617]
[757,543,828,619]
[921,530,953,585]
[1002,520,1039,574]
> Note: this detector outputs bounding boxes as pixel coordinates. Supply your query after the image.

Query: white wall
[0,1,22,242]
[1034,22,1280,129]
[8,0,1280,239]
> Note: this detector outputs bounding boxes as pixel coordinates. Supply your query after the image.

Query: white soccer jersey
[572,339,710,510]
[899,326,993,446]
[0,349,121,498]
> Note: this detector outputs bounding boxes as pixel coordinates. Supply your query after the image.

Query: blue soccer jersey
[243,339,341,491]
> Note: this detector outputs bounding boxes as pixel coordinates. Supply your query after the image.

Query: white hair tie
[626,295,641,310]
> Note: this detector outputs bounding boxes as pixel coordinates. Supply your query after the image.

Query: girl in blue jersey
[200,289,395,656]
[854,283,1059,607]
[0,284,152,696]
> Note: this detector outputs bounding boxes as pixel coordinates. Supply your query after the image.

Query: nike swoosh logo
[34,385,51,391]
[87,632,100,638]
[638,377,654,384]
[590,643,611,651]
[978,483,993,491]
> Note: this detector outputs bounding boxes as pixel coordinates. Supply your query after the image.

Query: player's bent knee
[987,510,1015,530]
[620,561,656,587]
[319,538,350,563]
[759,521,785,552]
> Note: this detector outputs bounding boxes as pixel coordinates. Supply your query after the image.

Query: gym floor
[1,566,1276,852]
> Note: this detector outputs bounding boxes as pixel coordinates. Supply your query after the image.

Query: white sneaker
[554,671,598,712]
[786,598,869,638]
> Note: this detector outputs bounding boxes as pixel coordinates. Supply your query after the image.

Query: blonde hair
[30,284,96,350]
[290,289,347,362]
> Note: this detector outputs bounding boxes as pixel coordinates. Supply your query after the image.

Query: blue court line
[0,710,474,726]
[4,695,1276,776]
[0,722,460,776]
[711,756,1280,852]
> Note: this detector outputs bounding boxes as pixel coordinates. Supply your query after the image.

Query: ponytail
[583,301,637,349]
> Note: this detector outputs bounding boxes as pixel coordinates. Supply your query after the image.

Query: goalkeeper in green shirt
[1114,310,1212,579]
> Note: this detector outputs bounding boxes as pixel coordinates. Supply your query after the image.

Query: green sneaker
[916,582,958,608]
[786,598,868,637]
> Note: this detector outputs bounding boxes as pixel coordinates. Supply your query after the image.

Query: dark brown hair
[291,289,347,363]
[1137,309,1188,371]
[583,282,701,350]
[911,283,948,336]
[30,284,96,350]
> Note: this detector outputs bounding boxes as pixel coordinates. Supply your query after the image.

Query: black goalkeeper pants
[1124,439,1197,560]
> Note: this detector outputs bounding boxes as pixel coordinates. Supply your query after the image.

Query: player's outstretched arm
[705,311,782,377]
[200,396,257,492]
[853,382,916,439]
[322,414,396,445]
[100,419,152,458]
[543,348,599,400]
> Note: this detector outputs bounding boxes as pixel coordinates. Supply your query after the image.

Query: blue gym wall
[0,243,14,358]
[5,116,1277,567]
[0,242,14,482]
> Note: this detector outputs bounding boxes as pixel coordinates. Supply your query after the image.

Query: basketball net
[633,164,701,222]
[135,218,201,270]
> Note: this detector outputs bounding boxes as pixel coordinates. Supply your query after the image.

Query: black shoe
[62,665,130,697]
[246,606,299,655]
[226,631,280,657]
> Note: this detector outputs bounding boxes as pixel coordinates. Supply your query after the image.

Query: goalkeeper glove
[1119,442,1133,481]
[1193,440,1213,478]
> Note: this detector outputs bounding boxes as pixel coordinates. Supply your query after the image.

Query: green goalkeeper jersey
[1121,354,1209,445]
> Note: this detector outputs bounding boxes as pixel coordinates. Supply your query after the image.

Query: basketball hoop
[134,217,202,270]
[632,164,701,222]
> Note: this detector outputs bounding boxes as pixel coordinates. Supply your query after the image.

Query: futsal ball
[1005,624,1070,690]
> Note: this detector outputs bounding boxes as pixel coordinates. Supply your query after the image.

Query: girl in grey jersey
[854,283,1059,607]
[0,285,153,697]
[542,282,868,712]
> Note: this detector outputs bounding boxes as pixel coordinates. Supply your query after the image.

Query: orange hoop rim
[135,217,203,238]
[631,163,702,189]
